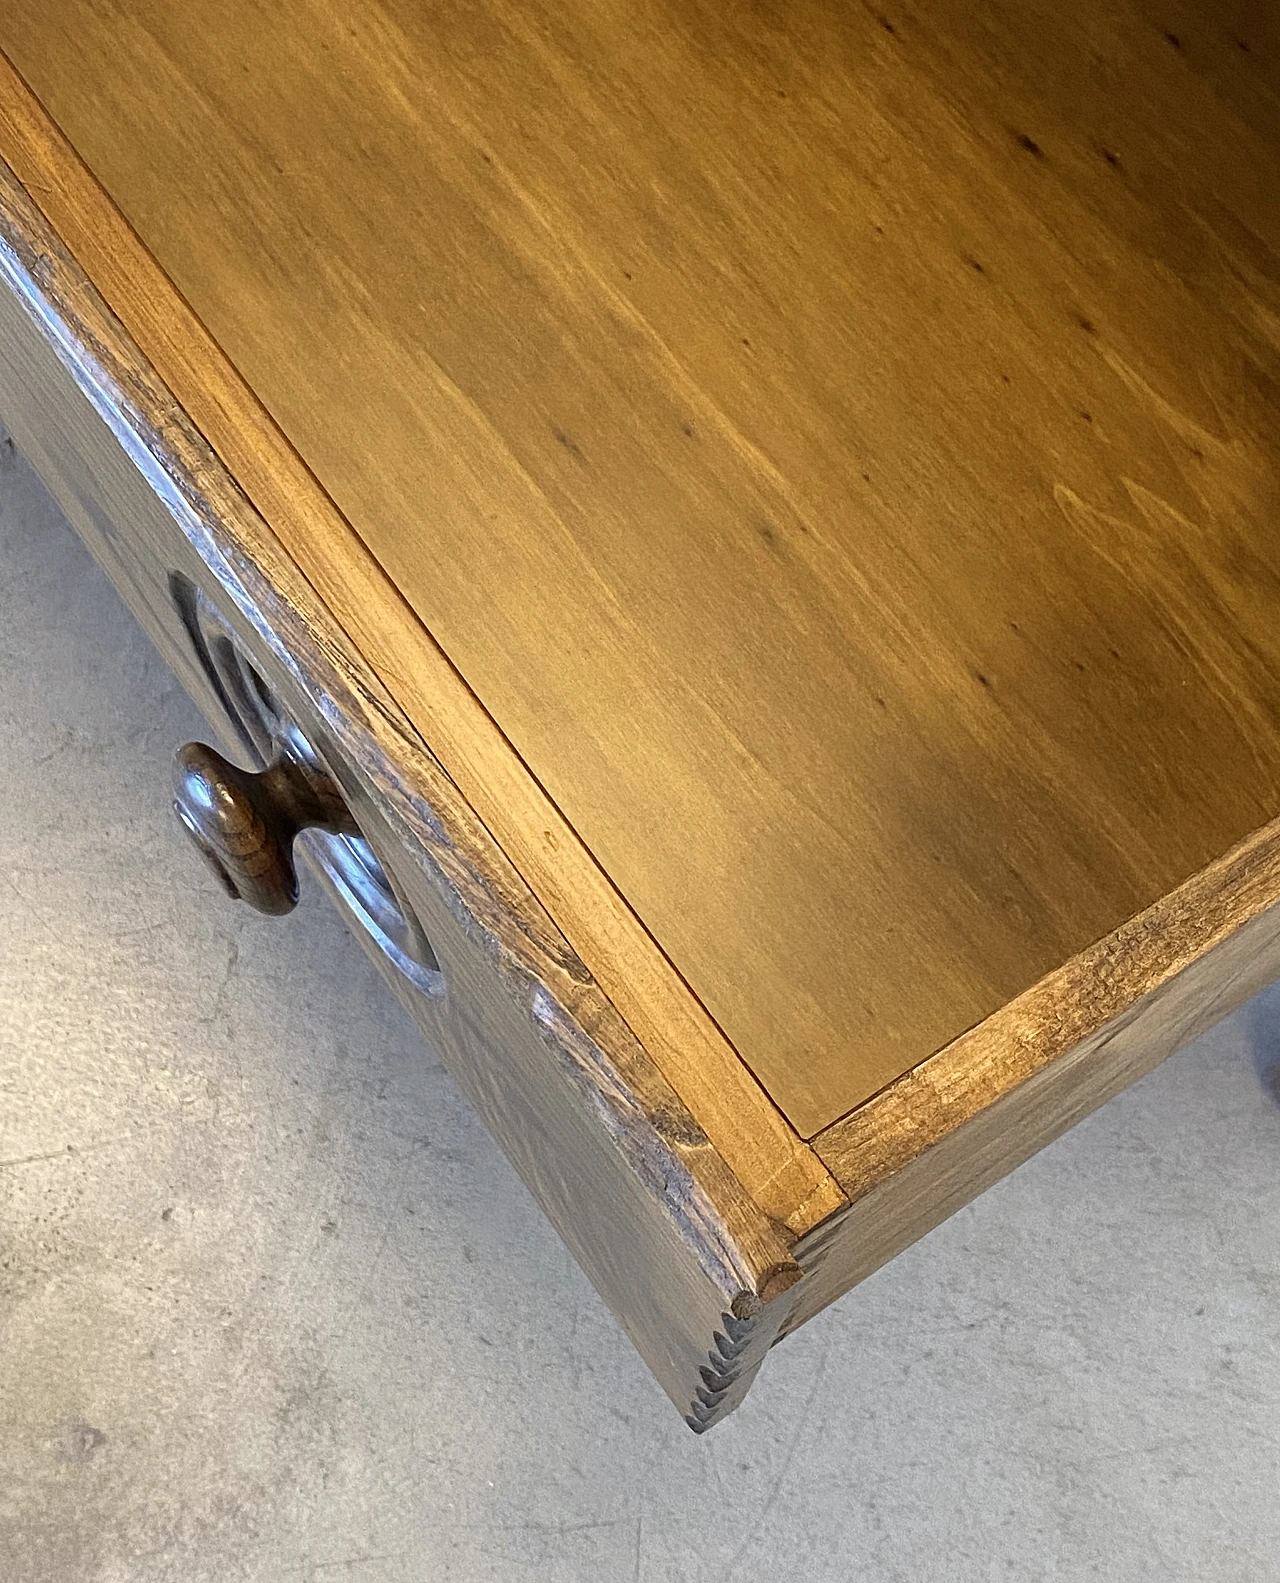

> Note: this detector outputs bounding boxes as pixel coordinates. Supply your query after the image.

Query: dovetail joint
[684,1311,758,1433]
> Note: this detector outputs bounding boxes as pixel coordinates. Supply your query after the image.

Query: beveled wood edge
[810,812,1280,1199]
[0,47,843,1237]
[0,151,823,1308]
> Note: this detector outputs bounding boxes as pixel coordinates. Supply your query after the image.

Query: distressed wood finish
[0,153,804,1429]
[0,48,838,1234]
[2,2,1279,1133]
[1,2,1279,1430]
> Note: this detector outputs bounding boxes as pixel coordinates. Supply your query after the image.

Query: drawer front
[0,159,803,1429]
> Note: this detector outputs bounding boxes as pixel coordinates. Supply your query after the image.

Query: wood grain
[0,151,808,1425]
[784,816,1280,1335]
[2,0,1278,1132]
[0,50,842,1234]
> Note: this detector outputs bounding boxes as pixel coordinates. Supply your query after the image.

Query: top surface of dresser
[3,0,1279,1136]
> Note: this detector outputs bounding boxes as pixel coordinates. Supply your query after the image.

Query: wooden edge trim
[0,145,814,1309]
[811,813,1280,1198]
[0,47,844,1237]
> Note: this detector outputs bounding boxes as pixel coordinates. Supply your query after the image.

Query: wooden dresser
[0,1,1277,1430]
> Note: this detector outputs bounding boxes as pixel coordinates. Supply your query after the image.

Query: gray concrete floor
[1,420,1278,1583]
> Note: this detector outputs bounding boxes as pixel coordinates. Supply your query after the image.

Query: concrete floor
[1,419,1278,1583]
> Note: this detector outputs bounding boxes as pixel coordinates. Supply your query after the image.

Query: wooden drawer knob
[173,741,359,916]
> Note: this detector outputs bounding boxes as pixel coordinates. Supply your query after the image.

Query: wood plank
[4,1,1280,1133]
[0,55,842,1234]
[786,816,1280,1334]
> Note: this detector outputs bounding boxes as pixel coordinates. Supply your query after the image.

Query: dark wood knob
[173,741,359,915]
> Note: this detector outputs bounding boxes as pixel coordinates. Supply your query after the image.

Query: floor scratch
[0,1136,131,1172]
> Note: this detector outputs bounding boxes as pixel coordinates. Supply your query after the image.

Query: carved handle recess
[173,741,359,915]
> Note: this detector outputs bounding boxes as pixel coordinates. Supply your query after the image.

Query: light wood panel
[3,1,1280,1133]
[0,55,843,1235]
